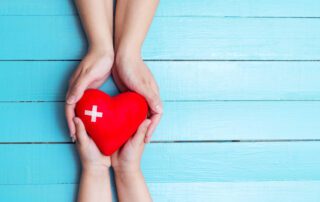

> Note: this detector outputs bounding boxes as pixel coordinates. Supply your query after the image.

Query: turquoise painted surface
[1,142,320,184]
[0,0,320,201]
[1,101,320,142]
[1,0,320,17]
[1,17,320,60]
[1,61,320,101]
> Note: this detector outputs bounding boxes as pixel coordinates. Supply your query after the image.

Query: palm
[111,138,136,169]
[113,59,158,99]
[75,52,113,89]
[77,135,111,168]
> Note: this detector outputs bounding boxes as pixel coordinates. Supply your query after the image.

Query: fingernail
[70,134,76,142]
[67,95,76,104]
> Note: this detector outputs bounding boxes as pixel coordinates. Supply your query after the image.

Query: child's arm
[74,118,112,202]
[112,119,152,202]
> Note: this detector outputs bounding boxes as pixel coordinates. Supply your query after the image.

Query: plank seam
[1,139,320,144]
[1,59,320,62]
[0,183,78,186]
[1,100,320,103]
[1,15,320,19]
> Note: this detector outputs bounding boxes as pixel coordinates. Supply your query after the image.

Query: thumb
[132,119,151,146]
[66,75,92,105]
[73,117,89,145]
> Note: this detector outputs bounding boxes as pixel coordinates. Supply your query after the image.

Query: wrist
[88,44,114,58]
[82,165,110,177]
[82,160,111,172]
[112,162,141,174]
[114,168,143,182]
[115,50,141,70]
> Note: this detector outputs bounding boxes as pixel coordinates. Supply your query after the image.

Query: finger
[145,113,162,143]
[144,89,163,114]
[65,103,76,139]
[132,119,151,146]
[68,66,82,89]
[67,66,84,101]
[73,117,89,145]
[66,73,92,105]
[112,67,128,92]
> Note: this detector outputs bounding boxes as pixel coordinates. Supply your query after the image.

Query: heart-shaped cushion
[75,89,148,155]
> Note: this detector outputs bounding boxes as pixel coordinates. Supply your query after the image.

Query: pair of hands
[65,49,162,143]
[75,116,153,202]
[74,117,151,172]
[66,48,162,172]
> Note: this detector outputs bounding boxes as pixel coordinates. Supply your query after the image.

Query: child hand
[74,117,112,202]
[66,50,114,140]
[111,119,151,173]
[73,117,111,171]
[111,119,153,202]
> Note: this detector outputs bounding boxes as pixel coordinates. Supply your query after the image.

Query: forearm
[115,169,152,202]
[115,0,159,54]
[75,0,113,51]
[78,168,112,202]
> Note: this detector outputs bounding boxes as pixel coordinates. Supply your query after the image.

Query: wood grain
[1,1,319,201]
[1,181,320,202]
[0,142,320,184]
[1,61,320,101]
[0,101,319,142]
[1,17,320,60]
[1,0,319,17]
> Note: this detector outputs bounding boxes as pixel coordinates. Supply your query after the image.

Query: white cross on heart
[84,105,103,122]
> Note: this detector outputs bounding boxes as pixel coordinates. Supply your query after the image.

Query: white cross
[84,105,103,122]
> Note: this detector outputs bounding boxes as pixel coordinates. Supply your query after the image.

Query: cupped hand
[66,50,114,140]
[74,117,111,170]
[113,56,162,143]
[111,119,151,172]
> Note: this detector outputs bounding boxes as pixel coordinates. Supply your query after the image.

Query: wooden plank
[1,0,320,17]
[1,17,320,60]
[1,181,320,202]
[0,142,320,184]
[0,16,85,60]
[1,61,320,101]
[0,0,77,16]
[10,101,320,141]
[0,184,77,202]
[0,101,319,142]
[0,61,118,101]
[156,0,320,17]
[149,181,320,202]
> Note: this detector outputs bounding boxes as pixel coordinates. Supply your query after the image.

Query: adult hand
[113,56,162,143]
[66,50,114,140]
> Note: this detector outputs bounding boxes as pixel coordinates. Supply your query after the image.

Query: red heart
[75,89,148,155]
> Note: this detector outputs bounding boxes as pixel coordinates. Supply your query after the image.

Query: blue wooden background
[0,0,320,201]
